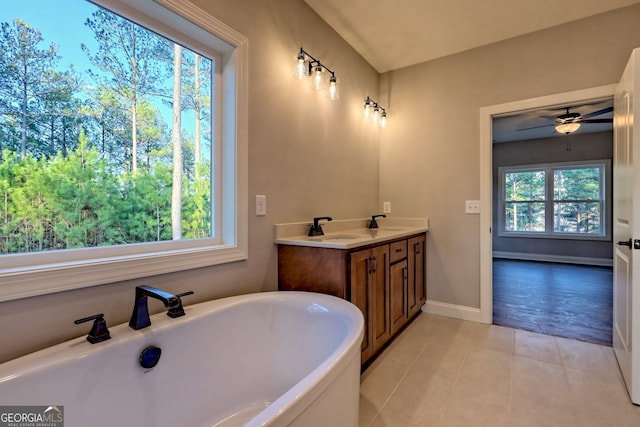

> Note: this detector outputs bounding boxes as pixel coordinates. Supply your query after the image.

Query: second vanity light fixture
[364,96,388,127]
[294,47,339,100]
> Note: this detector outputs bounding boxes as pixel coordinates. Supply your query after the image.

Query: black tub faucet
[75,313,111,344]
[167,291,195,318]
[369,214,387,229]
[129,285,187,330]
[308,216,333,237]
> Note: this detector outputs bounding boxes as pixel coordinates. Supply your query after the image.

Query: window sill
[497,231,610,242]
[0,244,247,302]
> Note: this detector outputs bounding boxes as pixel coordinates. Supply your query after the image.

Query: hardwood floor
[492,259,613,346]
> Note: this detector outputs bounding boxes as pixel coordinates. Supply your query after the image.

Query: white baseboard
[492,251,613,267]
[423,300,483,323]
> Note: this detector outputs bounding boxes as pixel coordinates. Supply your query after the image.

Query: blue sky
[1,0,99,77]
[1,0,209,143]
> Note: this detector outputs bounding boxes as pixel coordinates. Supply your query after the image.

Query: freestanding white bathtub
[0,291,364,426]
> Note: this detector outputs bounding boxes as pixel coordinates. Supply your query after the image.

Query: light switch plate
[256,195,266,216]
[465,200,480,214]
[383,202,391,213]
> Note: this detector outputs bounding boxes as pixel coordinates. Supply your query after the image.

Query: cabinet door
[350,249,373,362]
[408,235,426,318]
[390,259,408,335]
[371,245,390,352]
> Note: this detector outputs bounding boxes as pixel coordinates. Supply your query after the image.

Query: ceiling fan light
[555,122,581,134]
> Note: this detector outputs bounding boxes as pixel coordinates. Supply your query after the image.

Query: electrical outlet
[256,195,266,216]
[383,201,391,213]
[465,200,480,214]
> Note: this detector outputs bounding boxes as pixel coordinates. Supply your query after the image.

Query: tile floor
[359,313,640,427]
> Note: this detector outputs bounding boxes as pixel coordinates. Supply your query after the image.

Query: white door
[613,47,640,404]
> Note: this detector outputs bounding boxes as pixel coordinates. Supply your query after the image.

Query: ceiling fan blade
[579,118,613,124]
[517,123,555,131]
[581,106,613,119]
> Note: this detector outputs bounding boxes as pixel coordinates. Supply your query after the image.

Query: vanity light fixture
[364,96,388,127]
[294,47,339,100]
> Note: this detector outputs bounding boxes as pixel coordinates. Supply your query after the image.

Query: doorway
[489,101,614,344]
[478,85,617,328]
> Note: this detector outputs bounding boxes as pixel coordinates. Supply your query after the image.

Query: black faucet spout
[129,285,180,330]
[369,214,387,229]
[308,216,333,237]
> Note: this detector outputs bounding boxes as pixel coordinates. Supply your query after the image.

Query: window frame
[0,0,248,302]
[498,160,611,241]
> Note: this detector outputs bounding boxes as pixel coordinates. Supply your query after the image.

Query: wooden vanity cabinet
[277,232,426,366]
[408,235,427,318]
[350,245,390,362]
[388,237,427,335]
[389,258,408,335]
[389,239,408,335]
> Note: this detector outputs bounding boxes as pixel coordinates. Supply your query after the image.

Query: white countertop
[274,218,429,249]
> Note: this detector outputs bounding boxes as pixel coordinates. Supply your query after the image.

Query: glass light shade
[380,112,387,128]
[328,76,339,100]
[372,106,380,122]
[311,66,325,90]
[364,99,372,117]
[293,53,307,80]
[555,122,581,134]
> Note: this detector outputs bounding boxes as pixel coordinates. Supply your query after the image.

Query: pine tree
[0,19,65,158]
[82,9,166,174]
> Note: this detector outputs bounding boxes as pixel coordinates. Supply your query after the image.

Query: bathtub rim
[243,291,364,426]
[0,291,365,427]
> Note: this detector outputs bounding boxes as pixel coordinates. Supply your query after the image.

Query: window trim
[498,160,611,241]
[0,0,248,302]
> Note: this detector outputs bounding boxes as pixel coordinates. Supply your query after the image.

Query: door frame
[478,84,617,324]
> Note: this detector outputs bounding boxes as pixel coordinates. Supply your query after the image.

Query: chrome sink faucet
[129,285,193,330]
[308,216,332,236]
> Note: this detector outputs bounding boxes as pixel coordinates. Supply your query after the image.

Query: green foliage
[504,166,602,235]
[0,133,211,253]
[0,10,213,254]
[554,168,600,200]
[553,167,601,234]
[505,170,545,201]
[0,19,78,158]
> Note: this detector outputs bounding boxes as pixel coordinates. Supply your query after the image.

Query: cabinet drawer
[389,240,407,263]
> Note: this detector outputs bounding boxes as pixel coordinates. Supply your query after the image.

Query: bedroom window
[500,161,609,239]
[0,0,247,301]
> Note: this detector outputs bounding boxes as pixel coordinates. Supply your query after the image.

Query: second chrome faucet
[129,285,194,330]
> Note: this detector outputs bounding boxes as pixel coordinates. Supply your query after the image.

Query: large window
[500,161,609,239]
[0,0,247,301]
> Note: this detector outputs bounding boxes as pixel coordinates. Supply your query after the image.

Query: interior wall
[379,4,640,309]
[0,0,381,363]
[492,131,613,262]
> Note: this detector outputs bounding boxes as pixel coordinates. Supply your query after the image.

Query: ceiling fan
[518,105,613,135]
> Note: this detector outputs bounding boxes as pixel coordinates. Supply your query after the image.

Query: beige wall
[0,0,380,363]
[379,4,640,308]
